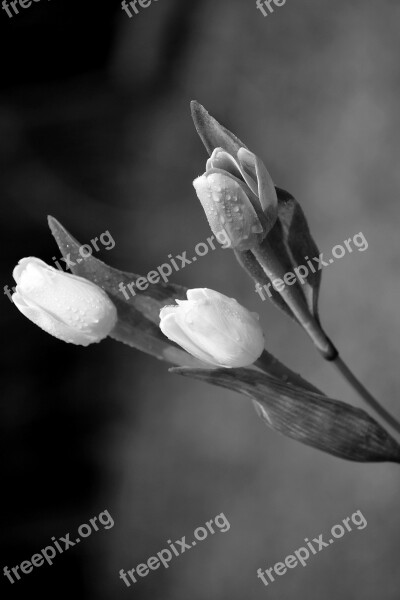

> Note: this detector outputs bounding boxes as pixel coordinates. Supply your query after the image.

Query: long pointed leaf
[191,100,247,158]
[171,366,400,463]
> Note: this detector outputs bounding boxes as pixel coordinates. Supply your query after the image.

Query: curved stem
[333,356,400,435]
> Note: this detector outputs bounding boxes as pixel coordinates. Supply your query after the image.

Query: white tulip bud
[12,257,117,346]
[193,147,278,251]
[159,288,264,368]
[193,170,264,251]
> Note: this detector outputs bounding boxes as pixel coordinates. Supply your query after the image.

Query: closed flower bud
[159,288,264,368]
[12,257,117,346]
[193,147,277,251]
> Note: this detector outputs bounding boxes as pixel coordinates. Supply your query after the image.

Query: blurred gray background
[1,0,399,599]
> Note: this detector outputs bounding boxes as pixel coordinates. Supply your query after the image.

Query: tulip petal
[14,260,112,327]
[12,256,117,346]
[160,288,265,368]
[159,312,218,366]
[186,289,209,302]
[207,148,243,180]
[164,288,265,368]
[13,257,52,285]
[193,169,263,251]
[193,173,227,239]
[12,292,100,346]
[237,147,278,227]
[180,303,263,368]
[159,305,179,318]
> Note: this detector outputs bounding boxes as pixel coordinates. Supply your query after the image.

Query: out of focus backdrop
[1,1,400,599]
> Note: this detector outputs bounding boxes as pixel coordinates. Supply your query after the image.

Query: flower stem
[333,356,400,435]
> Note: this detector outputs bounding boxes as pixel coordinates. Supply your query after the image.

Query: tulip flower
[159,288,264,368]
[12,257,117,346]
[193,147,278,251]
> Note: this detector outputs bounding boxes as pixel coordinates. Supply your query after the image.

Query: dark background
[1,1,399,599]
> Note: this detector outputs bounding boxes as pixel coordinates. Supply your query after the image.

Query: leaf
[191,100,248,158]
[171,366,400,463]
[250,187,322,323]
[254,349,322,394]
[234,248,294,320]
[273,187,322,320]
[249,187,337,358]
[48,216,202,367]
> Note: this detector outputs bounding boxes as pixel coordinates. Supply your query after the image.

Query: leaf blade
[190,100,247,157]
[274,187,322,319]
[171,366,400,463]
